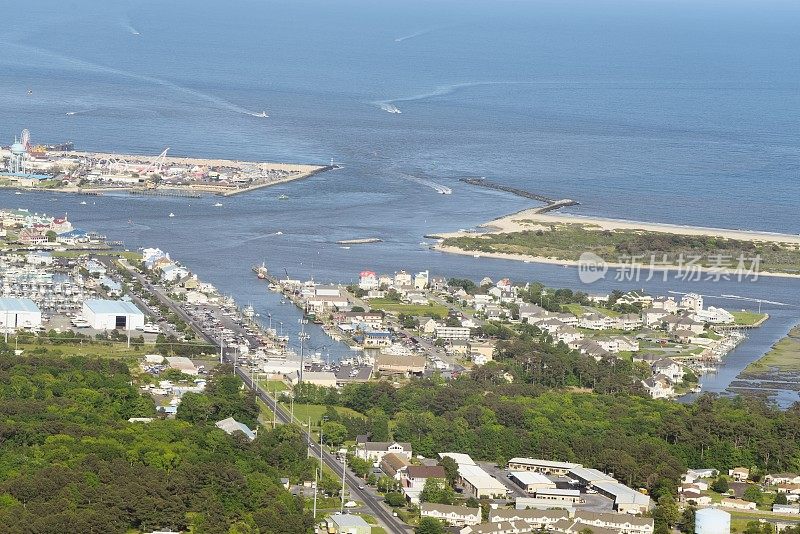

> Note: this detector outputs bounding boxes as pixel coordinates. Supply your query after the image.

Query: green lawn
[731,311,768,326]
[279,403,366,426]
[257,379,289,393]
[561,303,586,317]
[368,299,448,318]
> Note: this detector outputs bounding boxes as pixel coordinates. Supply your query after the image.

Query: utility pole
[299,318,307,383]
[340,454,347,514]
[272,385,277,429]
[126,314,131,348]
[312,466,319,520]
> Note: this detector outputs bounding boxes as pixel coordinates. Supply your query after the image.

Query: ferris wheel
[20,129,30,150]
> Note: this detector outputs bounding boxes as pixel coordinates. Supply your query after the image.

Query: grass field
[742,325,800,376]
[368,299,448,318]
[279,403,366,426]
[51,249,143,262]
[257,379,289,393]
[14,339,148,361]
[731,311,768,326]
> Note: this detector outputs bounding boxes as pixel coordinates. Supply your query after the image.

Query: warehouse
[509,471,557,494]
[81,299,145,331]
[0,298,42,332]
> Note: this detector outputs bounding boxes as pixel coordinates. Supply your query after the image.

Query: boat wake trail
[6,42,266,118]
[394,24,452,43]
[373,81,530,114]
[668,291,797,308]
[123,22,141,36]
[397,172,452,195]
[65,108,95,116]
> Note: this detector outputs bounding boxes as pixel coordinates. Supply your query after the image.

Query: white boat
[142,323,161,334]
[80,201,87,205]
[278,194,289,200]
[243,305,255,318]
[254,111,268,118]
[340,246,351,250]
[168,212,175,218]
[14,191,22,195]
[214,202,223,207]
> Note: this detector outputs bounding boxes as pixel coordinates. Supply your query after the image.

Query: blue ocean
[2,0,800,403]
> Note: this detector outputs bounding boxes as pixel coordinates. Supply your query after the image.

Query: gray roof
[0,297,40,313]
[328,513,370,528]
[83,299,143,315]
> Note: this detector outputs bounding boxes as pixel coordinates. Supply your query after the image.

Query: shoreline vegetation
[432,209,800,278]
[740,324,800,379]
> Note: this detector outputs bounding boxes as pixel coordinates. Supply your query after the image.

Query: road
[113,258,410,533]
[239,371,411,534]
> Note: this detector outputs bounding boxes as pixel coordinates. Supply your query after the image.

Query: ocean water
[2,0,800,403]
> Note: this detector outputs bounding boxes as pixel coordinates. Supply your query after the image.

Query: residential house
[617,291,653,307]
[720,497,756,510]
[573,511,655,534]
[394,270,412,287]
[728,467,750,482]
[578,312,611,330]
[641,308,669,327]
[380,452,411,479]
[652,358,684,382]
[680,293,704,313]
[766,474,800,486]
[435,325,471,341]
[355,440,412,465]
[642,374,674,399]
[362,330,392,348]
[414,270,429,290]
[401,465,447,504]
[359,270,379,291]
[421,503,481,527]
[324,513,372,534]
[489,509,569,528]
[555,326,583,345]
[651,296,678,313]
[692,306,735,324]
[615,313,643,330]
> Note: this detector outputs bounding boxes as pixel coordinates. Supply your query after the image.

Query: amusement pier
[0,128,335,197]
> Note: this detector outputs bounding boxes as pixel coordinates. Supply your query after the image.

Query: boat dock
[460,177,579,212]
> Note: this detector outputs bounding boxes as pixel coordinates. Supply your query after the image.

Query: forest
[0,348,314,534]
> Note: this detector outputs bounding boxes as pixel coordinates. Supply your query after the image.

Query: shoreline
[433,208,800,245]
[433,243,800,279]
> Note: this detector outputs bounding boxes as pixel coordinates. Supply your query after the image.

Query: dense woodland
[0,349,314,533]
[296,374,800,495]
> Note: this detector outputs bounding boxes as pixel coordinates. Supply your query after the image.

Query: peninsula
[432,209,800,277]
[0,130,333,197]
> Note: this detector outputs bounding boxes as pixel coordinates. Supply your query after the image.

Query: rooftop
[83,299,143,315]
[0,297,40,313]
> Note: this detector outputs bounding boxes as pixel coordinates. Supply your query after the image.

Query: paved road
[239,371,411,534]
[114,259,409,533]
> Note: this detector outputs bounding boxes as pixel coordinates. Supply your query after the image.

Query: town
[0,129,332,196]
[2,206,794,534]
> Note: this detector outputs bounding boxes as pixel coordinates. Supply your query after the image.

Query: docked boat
[243,305,255,319]
[252,262,268,279]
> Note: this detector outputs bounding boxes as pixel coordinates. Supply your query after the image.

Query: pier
[460,177,579,211]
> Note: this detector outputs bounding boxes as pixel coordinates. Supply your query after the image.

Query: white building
[435,325,471,341]
[421,503,481,527]
[680,293,704,313]
[0,298,42,332]
[508,471,557,493]
[81,299,145,331]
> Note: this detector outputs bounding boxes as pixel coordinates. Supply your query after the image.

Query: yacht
[243,305,255,318]
[214,202,223,207]
[168,213,175,218]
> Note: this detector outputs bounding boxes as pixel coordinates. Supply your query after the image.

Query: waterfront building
[81,299,145,331]
[0,297,42,332]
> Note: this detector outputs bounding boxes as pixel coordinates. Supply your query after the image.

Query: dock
[460,177,579,212]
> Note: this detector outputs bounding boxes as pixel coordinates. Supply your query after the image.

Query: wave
[66,108,95,116]
[4,41,266,118]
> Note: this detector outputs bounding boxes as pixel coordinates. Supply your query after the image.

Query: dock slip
[460,177,579,212]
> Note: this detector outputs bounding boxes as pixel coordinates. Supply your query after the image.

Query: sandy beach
[434,209,800,245]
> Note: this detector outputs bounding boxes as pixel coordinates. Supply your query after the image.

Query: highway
[112,257,410,533]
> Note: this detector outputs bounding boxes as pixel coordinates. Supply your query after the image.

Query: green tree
[711,476,729,493]
[742,485,763,505]
[420,478,455,505]
[438,456,460,488]
[775,493,788,505]
[321,421,347,446]
[177,392,213,423]
[416,517,446,534]
[45,230,57,242]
